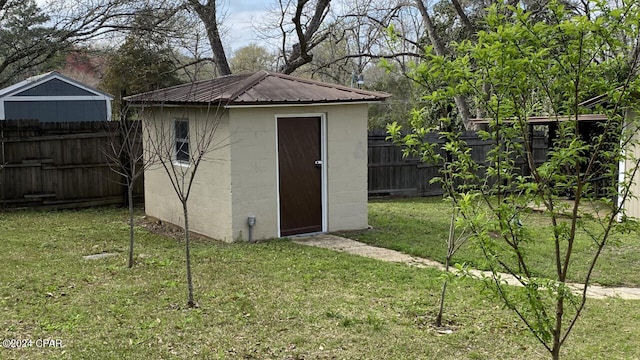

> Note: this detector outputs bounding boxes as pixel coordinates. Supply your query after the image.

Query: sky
[214,0,274,54]
[36,0,274,55]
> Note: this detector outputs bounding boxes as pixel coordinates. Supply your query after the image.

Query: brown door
[277,116,323,236]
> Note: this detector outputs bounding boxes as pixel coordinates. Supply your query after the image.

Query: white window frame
[174,118,190,165]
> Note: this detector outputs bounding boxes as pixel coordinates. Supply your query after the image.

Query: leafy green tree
[100,36,182,119]
[366,67,426,130]
[229,44,276,73]
[390,1,640,358]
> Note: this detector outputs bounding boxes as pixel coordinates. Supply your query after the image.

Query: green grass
[0,207,638,359]
[337,197,640,287]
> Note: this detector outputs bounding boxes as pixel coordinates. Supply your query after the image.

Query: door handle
[314,160,323,167]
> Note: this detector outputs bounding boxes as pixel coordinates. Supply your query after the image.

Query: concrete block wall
[143,107,234,241]
[229,108,280,241]
[324,104,369,232]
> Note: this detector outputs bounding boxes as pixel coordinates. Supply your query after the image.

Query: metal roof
[578,87,640,108]
[124,71,390,106]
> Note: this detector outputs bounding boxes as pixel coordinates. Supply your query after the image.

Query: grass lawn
[337,197,640,287]
[0,207,639,359]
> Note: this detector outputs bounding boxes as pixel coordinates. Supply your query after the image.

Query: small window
[175,119,189,162]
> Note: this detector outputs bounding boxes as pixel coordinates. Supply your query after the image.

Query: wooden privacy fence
[0,121,549,208]
[368,130,548,197]
[0,120,143,209]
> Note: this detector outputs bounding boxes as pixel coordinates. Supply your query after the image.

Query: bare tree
[103,108,157,268]
[281,0,333,74]
[134,92,227,307]
[303,0,408,82]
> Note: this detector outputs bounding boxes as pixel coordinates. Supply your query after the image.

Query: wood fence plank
[0,120,143,209]
[367,130,548,197]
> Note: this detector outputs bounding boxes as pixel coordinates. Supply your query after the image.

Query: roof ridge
[267,71,391,98]
[227,70,270,101]
[26,71,56,81]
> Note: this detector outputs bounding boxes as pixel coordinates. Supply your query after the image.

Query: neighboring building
[620,110,640,219]
[579,93,640,219]
[126,70,389,242]
[472,110,640,220]
[0,71,113,122]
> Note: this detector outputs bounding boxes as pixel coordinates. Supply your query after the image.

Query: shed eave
[3,95,112,102]
[127,99,388,109]
[225,99,389,108]
[125,100,228,108]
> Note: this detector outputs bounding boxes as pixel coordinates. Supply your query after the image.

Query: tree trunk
[436,273,448,327]
[450,0,475,33]
[453,96,474,130]
[414,0,473,129]
[205,20,232,76]
[188,0,232,76]
[127,181,135,268]
[551,296,564,360]
[182,200,196,308]
[436,208,457,327]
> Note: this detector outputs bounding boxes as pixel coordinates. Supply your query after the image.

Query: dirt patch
[83,252,118,260]
[136,215,223,244]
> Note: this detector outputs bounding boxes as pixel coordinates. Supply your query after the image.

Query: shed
[126,71,389,242]
[0,71,113,122]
